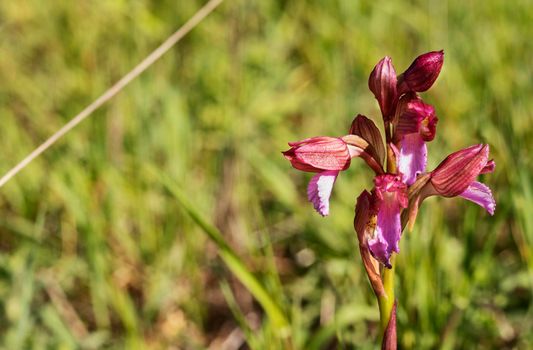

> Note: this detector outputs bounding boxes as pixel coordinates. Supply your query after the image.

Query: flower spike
[282,51,495,349]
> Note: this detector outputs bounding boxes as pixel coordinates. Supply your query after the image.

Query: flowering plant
[283,51,495,348]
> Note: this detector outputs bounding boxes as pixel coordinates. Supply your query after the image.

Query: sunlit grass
[0,0,531,348]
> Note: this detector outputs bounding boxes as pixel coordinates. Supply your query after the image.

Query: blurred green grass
[0,0,531,349]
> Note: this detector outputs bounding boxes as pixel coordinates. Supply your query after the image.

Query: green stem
[378,254,396,334]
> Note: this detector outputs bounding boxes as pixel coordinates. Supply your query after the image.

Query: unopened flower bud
[398,50,444,94]
[368,56,398,120]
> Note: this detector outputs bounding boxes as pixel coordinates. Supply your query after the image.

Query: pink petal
[367,175,408,268]
[294,137,351,171]
[481,159,495,174]
[395,98,437,142]
[398,134,427,186]
[459,181,496,215]
[368,192,402,268]
[307,171,339,216]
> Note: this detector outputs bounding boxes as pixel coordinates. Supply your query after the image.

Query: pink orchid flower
[283,51,496,350]
[283,50,495,270]
[427,144,496,215]
[283,51,495,349]
[283,135,383,216]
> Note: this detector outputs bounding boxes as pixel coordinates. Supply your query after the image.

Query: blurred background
[0,0,531,349]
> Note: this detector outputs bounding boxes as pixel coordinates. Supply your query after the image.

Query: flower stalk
[379,254,396,333]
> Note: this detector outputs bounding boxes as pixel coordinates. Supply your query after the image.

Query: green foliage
[0,0,531,348]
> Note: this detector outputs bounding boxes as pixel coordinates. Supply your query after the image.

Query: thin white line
[0,0,223,188]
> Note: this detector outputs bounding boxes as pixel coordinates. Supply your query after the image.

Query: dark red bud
[398,50,444,94]
[369,56,398,120]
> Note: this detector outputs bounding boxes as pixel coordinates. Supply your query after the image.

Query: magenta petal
[481,159,495,174]
[398,134,427,186]
[459,181,496,215]
[368,194,402,268]
[307,171,339,216]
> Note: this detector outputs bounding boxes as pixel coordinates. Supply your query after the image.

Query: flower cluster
[283,51,495,269]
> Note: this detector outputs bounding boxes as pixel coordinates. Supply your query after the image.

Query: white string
[0,0,223,188]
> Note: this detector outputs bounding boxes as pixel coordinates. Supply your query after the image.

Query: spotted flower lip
[368,56,398,120]
[398,50,444,94]
[366,174,408,268]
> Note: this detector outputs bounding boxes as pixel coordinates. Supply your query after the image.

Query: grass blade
[154,169,290,333]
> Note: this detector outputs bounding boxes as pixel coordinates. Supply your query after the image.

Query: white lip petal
[307,170,339,216]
